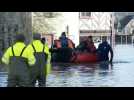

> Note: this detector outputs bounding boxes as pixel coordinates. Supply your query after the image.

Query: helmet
[33,33,41,40]
[15,34,25,42]
[61,32,66,36]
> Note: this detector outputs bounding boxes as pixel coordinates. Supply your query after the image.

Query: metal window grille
[80,12,91,18]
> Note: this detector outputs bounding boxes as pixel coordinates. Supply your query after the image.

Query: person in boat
[86,36,96,53]
[97,37,113,63]
[53,32,75,49]
[59,32,75,49]
[76,36,96,53]
[53,32,75,62]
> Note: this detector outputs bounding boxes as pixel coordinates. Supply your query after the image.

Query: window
[80,12,91,18]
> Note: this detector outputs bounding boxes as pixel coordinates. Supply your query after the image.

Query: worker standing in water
[41,37,51,77]
[27,33,49,87]
[2,34,36,87]
[97,37,113,63]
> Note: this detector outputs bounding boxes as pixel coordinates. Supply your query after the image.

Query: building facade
[79,12,112,42]
[79,12,115,47]
[0,12,116,52]
[114,12,134,44]
[42,12,114,47]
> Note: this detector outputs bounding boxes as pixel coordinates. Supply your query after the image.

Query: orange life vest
[68,39,74,49]
[55,40,61,48]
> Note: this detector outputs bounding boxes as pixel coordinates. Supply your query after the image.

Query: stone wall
[0,12,32,51]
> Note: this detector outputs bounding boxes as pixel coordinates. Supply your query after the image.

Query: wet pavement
[1,44,134,87]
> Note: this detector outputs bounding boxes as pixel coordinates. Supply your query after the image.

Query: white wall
[55,12,79,46]
[32,12,80,46]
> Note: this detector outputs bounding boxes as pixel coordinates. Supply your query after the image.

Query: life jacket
[86,41,96,52]
[31,43,48,62]
[55,39,74,49]
[55,40,61,48]
[10,45,27,67]
[68,39,74,49]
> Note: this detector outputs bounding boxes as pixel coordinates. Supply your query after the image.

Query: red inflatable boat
[71,52,98,63]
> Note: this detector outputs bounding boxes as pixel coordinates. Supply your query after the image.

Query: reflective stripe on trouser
[8,57,31,87]
[30,52,47,87]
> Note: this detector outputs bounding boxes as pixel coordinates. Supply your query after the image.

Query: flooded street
[1,44,134,87]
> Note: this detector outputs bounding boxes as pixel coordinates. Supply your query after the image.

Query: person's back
[59,32,74,49]
[27,34,48,87]
[9,43,30,87]
[97,38,113,62]
[60,37,68,48]
[58,38,73,62]
[52,32,74,62]
[41,37,51,75]
[2,34,35,87]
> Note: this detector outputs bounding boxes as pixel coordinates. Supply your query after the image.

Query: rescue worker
[54,32,75,49]
[41,37,51,76]
[53,32,75,62]
[1,34,36,87]
[97,37,113,63]
[41,37,46,45]
[27,33,49,87]
[59,32,74,48]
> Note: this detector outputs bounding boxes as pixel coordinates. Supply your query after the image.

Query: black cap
[15,34,25,42]
[33,33,41,40]
[41,37,46,44]
[88,36,92,39]
[41,37,46,41]
[102,37,107,41]
[61,32,66,36]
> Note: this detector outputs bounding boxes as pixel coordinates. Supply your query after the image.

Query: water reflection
[47,62,114,87]
[1,45,134,87]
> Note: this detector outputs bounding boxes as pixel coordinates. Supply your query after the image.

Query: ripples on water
[1,44,134,87]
